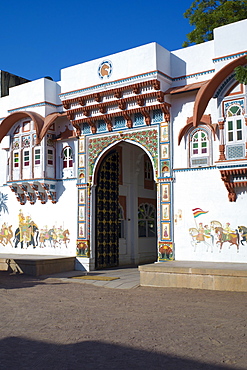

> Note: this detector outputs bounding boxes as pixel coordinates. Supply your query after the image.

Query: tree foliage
[183,0,247,47]
[235,63,247,85]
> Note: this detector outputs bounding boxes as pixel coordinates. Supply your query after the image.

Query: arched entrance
[94,141,157,269]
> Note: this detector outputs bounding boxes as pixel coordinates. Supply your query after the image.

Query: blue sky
[0,0,193,82]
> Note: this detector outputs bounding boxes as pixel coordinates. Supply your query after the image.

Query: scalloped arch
[178,115,217,145]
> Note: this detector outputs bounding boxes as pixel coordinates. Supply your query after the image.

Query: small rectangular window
[228,121,233,130]
[34,148,41,165]
[14,152,19,168]
[23,150,30,166]
[47,149,53,165]
[237,131,242,140]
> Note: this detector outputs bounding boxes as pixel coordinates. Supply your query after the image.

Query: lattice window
[98,120,106,132]
[83,123,90,134]
[227,145,245,159]
[153,109,163,123]
[138,203,156,238]
[114,116,125,129]
[134,113,144,126]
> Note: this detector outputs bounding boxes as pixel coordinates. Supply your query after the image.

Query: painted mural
[0,209,70,251]
[189,207,247,253]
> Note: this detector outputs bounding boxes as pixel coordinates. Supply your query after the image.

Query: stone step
[139,261,247,292]
[0,256,75,276]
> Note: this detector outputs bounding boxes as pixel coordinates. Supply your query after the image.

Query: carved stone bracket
[220,168,247,202]
[123,112,133,128]
[67,111,74,121]
[19,184,35,205]
[88,119,97,134]
[137,97,144,106]
[30,184,46,204]
[40,183,57,204]
[94,93,101,102]
[9,185,26,205]
[114,90,122,99]
[62,101,71,110]
[104,116,113,131]
[82,108,90,117]
[157,91,164,103]
[141,109,151,126]
[78,97,85,106]
[152,80,160,90]
[99,105,106,114]
[118,101,126,110]
[133,84,140,94]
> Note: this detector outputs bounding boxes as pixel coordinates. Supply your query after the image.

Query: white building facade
[0,20,247,270]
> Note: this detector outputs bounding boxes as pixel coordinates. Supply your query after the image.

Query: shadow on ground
[0,271,62,290]
[0,336,240,370]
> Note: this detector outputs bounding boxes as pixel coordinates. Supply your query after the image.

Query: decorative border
[88,129,158,177]
[213,51,247,64]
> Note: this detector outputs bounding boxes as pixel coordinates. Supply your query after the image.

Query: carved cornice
[65,91,169,118]
[70,103,170,129]
[61,79,161,106]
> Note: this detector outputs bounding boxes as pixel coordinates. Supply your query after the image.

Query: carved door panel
[95,151,119,269]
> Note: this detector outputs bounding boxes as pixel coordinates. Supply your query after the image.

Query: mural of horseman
[14,212,39,249]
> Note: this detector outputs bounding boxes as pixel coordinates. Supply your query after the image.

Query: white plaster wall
[8,78,60,112]
[214,19,247,60]
[174,169,247,263]
[0,95,9,117]
[60,43,171,94]
[171,41,214,82]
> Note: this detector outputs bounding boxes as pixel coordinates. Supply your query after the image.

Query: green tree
[183,0,247,47]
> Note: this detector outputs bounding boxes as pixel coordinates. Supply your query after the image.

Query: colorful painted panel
[0,210,70,250]
[158,242,173,261]
[88,129,158,178]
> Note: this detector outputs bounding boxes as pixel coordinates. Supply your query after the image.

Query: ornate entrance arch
[92,133,158,269]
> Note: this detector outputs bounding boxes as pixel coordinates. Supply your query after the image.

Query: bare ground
[0,271,247,370]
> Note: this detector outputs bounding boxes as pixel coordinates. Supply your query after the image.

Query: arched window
[138,203,156,238]
[62,146,73,168]
[190,128,210,167]
[225,104,245,159]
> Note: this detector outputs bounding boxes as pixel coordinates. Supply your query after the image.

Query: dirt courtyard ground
[0,271,247,370]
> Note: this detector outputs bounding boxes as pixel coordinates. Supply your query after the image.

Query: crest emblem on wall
[98,60,112,79]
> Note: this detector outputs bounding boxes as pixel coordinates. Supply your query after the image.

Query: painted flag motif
[192,208,208,218]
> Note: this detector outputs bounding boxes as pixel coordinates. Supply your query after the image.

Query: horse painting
[238,226,247,245]
[214,227,239,252]
[189,227,213,252]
